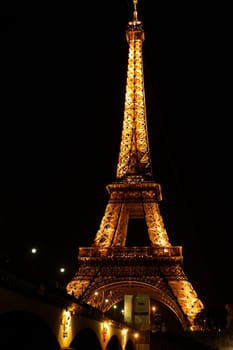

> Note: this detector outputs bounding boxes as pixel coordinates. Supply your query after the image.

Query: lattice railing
[78,246,182,258]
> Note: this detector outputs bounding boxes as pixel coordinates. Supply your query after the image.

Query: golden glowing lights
[102,321,110,343]
[61,310,71,338]
[122,328,128,336]
[116,13,151,180]
[65,0,204,332]
[122,327,128,349]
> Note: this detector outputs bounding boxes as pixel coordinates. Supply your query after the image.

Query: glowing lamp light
[102,321,109,342]
[122,328,128,336]
[61,310,71,338]
[31,248,37,254]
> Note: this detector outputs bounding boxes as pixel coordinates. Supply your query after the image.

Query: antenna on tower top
[133,0,138,21]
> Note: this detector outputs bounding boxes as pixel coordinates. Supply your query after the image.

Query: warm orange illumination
[122,328,128,336]
[65,0,205,331]
[61,310,71,338]
[102,321,109,343]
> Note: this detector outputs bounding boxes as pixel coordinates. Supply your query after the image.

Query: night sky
[1,2,232,311]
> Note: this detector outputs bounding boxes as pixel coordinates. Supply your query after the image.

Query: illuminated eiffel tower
[67,0,204,331]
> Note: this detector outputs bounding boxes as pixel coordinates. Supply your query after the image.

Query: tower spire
[133,0,138,21]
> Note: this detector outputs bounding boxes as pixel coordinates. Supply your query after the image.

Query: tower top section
[116,0,152,182]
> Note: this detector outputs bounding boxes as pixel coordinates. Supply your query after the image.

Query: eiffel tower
[66,0,204,331]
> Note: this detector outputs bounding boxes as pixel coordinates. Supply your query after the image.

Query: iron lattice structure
[67,1,204,331]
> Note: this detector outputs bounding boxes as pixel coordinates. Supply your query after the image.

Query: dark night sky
[1,2,232,311]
